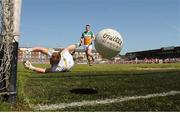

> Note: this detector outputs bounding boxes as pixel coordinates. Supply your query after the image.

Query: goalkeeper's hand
[23,60,35,70]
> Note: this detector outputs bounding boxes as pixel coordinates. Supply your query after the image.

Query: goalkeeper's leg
[62,43,81,54]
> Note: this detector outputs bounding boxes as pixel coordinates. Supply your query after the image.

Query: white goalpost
[0,0,22,103]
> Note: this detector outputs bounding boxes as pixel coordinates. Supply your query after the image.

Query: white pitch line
[33,90,180,111]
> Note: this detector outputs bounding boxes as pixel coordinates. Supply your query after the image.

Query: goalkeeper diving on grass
[21,43,81,73]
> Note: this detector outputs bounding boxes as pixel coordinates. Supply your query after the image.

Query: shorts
[83,44,93,51]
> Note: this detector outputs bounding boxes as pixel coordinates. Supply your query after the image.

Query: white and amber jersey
[48,49,74,72]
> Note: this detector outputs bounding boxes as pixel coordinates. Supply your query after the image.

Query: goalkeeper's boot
[75,42,82,48]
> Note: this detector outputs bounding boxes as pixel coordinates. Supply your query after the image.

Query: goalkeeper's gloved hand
[24,60,35,70]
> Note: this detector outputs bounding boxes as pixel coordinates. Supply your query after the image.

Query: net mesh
[0,0,15,95]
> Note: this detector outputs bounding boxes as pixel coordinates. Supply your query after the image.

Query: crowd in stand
[106,57,180,64]
[18,47,180,64]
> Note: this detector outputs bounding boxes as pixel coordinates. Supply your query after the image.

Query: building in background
[18,47,104,64]
[19,46,180,64]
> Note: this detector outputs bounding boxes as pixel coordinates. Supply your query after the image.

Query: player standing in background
[80,25,95,66]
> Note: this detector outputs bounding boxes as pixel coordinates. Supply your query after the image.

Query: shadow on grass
[70,88,98,95]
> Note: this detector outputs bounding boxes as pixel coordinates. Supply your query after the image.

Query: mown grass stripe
[33,90,180,111]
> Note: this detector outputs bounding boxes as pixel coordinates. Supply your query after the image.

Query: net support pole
[13,0,22,42]
[7,0,22,103]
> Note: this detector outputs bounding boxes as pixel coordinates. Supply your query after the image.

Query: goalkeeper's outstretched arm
[29,66,51,73]
[20,47,49,55]
[24,60,51,73]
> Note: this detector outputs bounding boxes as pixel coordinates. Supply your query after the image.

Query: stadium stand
[125,46,180,64]
[18,46,180,64]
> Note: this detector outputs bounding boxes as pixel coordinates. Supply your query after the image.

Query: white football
[95,28,123,59]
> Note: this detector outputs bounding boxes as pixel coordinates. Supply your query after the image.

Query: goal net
[0,0,21,102]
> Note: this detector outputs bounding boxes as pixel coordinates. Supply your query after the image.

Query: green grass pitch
[0,63,180,111]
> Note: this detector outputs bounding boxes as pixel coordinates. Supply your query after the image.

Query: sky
[20,0,180,55]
